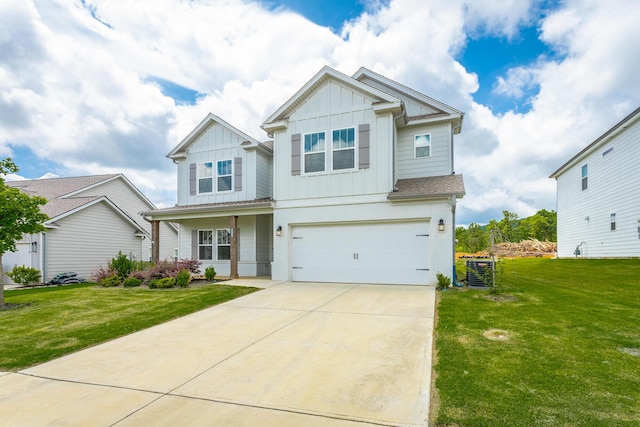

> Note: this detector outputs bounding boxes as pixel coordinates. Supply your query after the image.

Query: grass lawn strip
[433,258,640,426]
[0,283,259,371]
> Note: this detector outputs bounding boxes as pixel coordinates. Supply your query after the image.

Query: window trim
[216,229,231,260]
[581,164,588,191]
[197,162,214,195]
[610,213,616,231]
[216,159,233,193]
[330,126,357,171]
[197,229,213,260]
[414,133,432,158]
[302,131,327,174]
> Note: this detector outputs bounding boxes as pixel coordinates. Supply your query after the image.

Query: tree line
[456,209,557,253]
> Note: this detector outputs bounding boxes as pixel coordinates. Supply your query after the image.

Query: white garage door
[291,221,430,285]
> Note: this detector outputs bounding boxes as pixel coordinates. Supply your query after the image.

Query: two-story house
[550,107,640,258]
[147,66,465,285]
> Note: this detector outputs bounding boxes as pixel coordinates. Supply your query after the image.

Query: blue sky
[2,0,640,225]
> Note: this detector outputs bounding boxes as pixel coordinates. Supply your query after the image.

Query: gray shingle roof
[6,174,120,219]
[388,175,465,200]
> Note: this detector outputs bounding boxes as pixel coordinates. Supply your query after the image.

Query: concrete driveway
[0,281,435,426]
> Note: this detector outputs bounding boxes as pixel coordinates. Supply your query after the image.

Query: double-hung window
[610,213,616,231]
[216,229,231,260]
[332,127,355,170]
[217,160,232,192]
[198,162,213,194]
[415,134,431,158]
[198,230,213,260]
[304,132,326,173]
[581,164,588,190]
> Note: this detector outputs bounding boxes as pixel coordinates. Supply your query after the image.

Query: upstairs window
[217,160,232,192]
[198,162,213,194]
[198,230,213,260]
[581,164,588,190]
[304,132,326,173]
[332,127,355,170]
[217,229,231,260]
[415,134,431,158]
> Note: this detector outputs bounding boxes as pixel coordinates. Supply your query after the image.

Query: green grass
[0,283,259,371]
[434,258,640,426]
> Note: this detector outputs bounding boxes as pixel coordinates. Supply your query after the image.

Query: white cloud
[1,0,640,225]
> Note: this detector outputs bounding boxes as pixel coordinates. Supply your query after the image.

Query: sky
[2,0,640,226]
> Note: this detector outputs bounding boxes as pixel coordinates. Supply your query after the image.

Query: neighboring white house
[550,107,640,258]
[146,66,465,285]
[3,174,178,283]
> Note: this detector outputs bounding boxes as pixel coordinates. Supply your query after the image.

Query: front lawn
[433,258,640,426]
[0,283,259,371]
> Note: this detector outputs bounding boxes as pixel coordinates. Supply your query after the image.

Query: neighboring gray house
[550,107,640,258]
[3,174,178,283]
[146,66,465,285]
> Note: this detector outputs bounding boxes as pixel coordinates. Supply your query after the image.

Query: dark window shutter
[291,133,301,176]
[191,230,198,259]
[189,163,197,195]
[359,124,370,169]
[234,157,242,191]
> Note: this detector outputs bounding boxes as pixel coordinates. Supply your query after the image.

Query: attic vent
[603,147,614,156]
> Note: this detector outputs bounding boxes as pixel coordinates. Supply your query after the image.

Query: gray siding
[256,150,272,199]
[556,116,640,257]
[46,202,143,281]
[396,123,452,179]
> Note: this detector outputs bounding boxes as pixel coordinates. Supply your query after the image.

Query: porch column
[230,215,239,279]
[151,220,160,263]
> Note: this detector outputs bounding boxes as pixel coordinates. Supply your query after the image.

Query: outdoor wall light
[438,218,445,232]
[276,225,282,236]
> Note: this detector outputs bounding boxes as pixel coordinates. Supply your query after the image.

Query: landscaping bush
[91,264,117,283]
[436,272,451,290]
[148,277,175,289]
[146,260,178,280]
[100,275,121,287]
[176,258,201,274]
[176,269,191,288]
[128,269,149,285]
[123,277,142,288]
[111,251,133,278]
[205,266,216,281]
[6,265,41,286]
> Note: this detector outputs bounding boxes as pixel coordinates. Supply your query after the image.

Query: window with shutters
[198,230,213,260]
[303,132,326,173]
[197,162,213,194]
[217,229,231,260]
[217,159,233,192]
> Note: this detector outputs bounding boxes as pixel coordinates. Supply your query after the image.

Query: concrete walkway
[0,281,435,426]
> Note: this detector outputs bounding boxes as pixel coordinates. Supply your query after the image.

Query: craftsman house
[146,66,465,285]
[3,174,178,283]
[550,107,640,258]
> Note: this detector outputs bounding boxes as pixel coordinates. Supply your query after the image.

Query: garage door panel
[291,222,429,285]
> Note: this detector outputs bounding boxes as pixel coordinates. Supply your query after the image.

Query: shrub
[204,266,216,281]
[111,251,133,278]
[148,277,175,289]
[176,269,191,288]
[436,272,452,290]
[123,277,142,288]
[175,258,201,274]
[146,260,178,280]
[100,275,121,287]
[7,265,41,286]
[91,264,117,283]
[128,269,149,285]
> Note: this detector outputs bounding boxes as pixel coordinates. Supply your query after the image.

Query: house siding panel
[556,115,640,258]
[397,123,452,179]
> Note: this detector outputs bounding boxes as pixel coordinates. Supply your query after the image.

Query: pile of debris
[492,239,557,258]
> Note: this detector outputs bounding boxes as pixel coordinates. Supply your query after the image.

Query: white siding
[45,202,143,281]
[556,116,640,257]
[176,121,255,205]
[397,123,452,179]
[273,79,394,202]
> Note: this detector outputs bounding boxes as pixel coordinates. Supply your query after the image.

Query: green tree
[0,158,49,307]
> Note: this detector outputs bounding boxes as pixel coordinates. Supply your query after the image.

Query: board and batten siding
[396,123,452,179]
[45,202,144,281]
[273,79,394,202]
[176,121,255,205]
[556,116,640,258]
[73,176,178,261]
